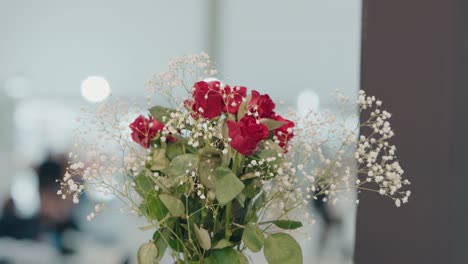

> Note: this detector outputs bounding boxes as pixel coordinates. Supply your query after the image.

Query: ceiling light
[81,76,111,103]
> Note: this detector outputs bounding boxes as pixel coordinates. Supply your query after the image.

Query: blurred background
[3,0,463,264]
[0,1,361,263]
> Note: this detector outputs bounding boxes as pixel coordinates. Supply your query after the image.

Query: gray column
[355,0,461,263]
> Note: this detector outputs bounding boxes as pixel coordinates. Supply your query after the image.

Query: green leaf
[222,121,229,139]
[162,154,199,178]
[244,191,266,223]
[184,144,198,154]
[159,194,185,218]
[215,166,245,206]
[204,248,241,264]
[242,223,264,252]
[176,182,190,194]
[193,224,211,250]
[237,95,251,120]
[244,181,258,199]
[149,105,178,124]
[153,219,183,254]
[166,142,185,160]
[259,118,286,130]
[254,192,266,209]
[161,154,199,187]
[214,120,229,140]
[134,170,154,197]
[151,148,170,171]
[168,236,184,253]
[198,156,220,190]
[255,140,284,163]
[272,220,303,230]
[236,192,246,208]
[237,251,249,264]
[239,172,257,180]
[264,233,302,264]
[145,194,169,221]
[198,146,222,157]
[212,239,232,249]
[137,241,158,264]
[153,228,171,262]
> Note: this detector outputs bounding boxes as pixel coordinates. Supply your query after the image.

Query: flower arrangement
[59,53,410,264]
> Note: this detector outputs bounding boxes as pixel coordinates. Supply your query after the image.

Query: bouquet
[59,53,410,264]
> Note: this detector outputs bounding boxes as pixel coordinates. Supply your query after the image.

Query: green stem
[185,195,192,244]
[213,205,219,234]
[200,201,208,227]
[224,151,242,240]
[225,201,232,239]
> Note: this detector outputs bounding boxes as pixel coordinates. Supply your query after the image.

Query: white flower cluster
[146,53,218,107]
[257,90,410,223]
[58,161,85,204]
[356,90,410,206]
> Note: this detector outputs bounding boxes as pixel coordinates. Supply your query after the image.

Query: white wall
[0,0,211,209]
[218,0,362,107]
[0,0,208,99]
[0,91,14,204]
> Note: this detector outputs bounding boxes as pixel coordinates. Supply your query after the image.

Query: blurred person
[312,190,342,251]
[36,156,79,254]
[0,155,79,254]
[311,142,356,261]
[0,197,40,240]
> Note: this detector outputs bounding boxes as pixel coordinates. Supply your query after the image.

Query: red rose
[222,85,247,114]
[192,81,224,119]
[129,115,164,148]
[248,90,275,118]
[227,116,269,156]
[271,114,295,151]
